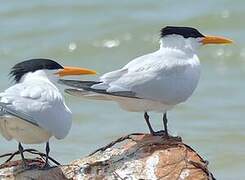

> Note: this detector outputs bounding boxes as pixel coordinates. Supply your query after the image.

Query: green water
[0,0,244,179]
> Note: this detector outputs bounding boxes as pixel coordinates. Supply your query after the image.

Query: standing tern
[0,58,96,167]
[60,26,232,136]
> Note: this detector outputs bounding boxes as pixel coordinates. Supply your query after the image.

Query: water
[0,0,244,179]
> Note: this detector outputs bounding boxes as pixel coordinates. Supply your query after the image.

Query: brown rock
[0,133,215,180]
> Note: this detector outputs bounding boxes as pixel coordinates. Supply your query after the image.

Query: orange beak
[201,35,233,45]
[56,66,96,77]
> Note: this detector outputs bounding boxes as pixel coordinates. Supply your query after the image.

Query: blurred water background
[0,0,244,179]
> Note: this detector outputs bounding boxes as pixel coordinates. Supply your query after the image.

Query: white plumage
[67,36,201,112]
[0,58,96,166]
[0,70,72,144]
[61,26,232,135]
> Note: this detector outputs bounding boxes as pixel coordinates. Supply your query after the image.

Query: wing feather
[0,80,72,139]
[0,102,38,127]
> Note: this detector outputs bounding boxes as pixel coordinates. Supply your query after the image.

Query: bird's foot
[16,159,39,170]
[151,130,169,137]
[23,158,52,170]
[151,130,165,136]
[151,131,182,142]
[39,161,51,170]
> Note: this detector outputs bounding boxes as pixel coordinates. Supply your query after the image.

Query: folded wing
[0,81,72,139]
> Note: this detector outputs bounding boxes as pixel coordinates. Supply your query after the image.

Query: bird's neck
[21,70,58,85]
[159,37,199,54]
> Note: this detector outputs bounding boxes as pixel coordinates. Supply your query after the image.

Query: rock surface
[0,133,215,180]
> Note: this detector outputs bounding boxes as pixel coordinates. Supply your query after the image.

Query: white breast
[0,116,52,144]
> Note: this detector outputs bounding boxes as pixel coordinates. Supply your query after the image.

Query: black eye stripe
[161,26,205,38]
[9,58,63,83]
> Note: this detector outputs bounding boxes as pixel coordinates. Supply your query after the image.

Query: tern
[0,58,96,167]
[60,26,232,136]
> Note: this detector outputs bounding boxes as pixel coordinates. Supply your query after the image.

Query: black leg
[163,113,169,137]
[144,112,155,135]
[43,141,50,168]
[144,112,166,136]
[18,142,27,166]
[143,112,170,137]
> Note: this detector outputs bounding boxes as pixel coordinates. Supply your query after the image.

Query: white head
[9,58,96,84]
[159,26,233,53]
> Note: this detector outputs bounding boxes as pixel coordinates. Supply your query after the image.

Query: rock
[0,133,215,180]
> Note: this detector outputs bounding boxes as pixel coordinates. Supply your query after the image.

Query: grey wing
[61,79,140,99]
[0,82,72,139]
[58,79,101,89]
[0,102,39,127]
[60,54,158,99]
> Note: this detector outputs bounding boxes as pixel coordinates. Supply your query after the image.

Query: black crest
[161,26,205,38]
[10,58,63,83]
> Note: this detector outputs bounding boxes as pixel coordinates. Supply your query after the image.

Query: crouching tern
[0,58,96,166]
[60,26,232,136]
